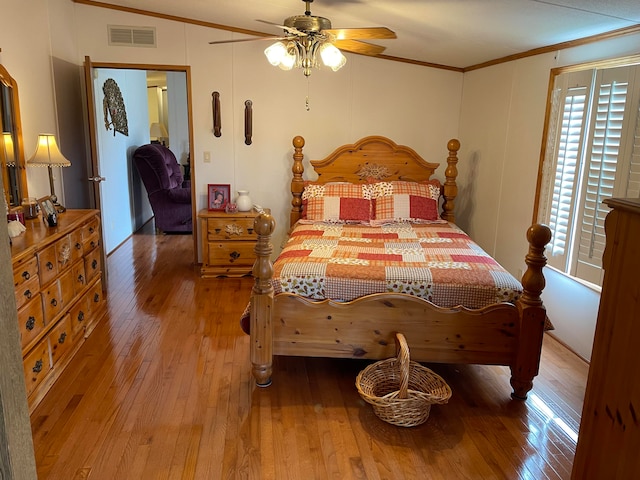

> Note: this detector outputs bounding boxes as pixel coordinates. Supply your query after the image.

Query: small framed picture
[208,184,230,210]
[37,195,57,226]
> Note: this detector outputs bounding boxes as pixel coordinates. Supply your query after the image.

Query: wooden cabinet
[572,198,640,479]
[198,209,264,277]
[10,210,107,412]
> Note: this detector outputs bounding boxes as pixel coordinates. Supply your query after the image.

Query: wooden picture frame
[37,195,57,226]
[207,184,230,210]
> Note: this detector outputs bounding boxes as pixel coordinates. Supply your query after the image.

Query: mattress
[272,221,523,309]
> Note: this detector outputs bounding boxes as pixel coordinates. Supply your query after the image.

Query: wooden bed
[250,135,551,399]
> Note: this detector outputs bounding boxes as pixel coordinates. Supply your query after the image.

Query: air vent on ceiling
[108,25,156,47]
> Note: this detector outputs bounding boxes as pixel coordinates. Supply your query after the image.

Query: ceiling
[88,0,640,70]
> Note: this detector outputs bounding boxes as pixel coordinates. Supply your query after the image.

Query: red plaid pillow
[303,182,372,222]
[370,180,441,222]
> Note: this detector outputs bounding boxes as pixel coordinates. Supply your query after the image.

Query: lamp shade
[150,122,168,138]
[27,134,71,167]
[2,132,15,166]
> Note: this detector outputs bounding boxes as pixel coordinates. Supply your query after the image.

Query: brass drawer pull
[26,316,36,331]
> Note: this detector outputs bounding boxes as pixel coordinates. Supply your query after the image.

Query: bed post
[290,135,306,227]
[441,139,460,223]
[251,212,276,387]
[510,223,552,399]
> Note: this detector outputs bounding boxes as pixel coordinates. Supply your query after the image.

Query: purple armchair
[133,144,192,233]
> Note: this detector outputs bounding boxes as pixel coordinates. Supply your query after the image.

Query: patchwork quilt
[273,221,523,309]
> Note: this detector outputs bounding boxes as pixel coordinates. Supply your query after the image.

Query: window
[537,62,640,287]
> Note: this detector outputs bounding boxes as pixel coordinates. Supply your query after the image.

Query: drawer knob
[94,293,101,303]
[247,228,254,234]
[89,226,95,233]
[77,311,85,322]
[92,259,98,270]
[215,228,221,234]
[33,359,43,373]
[58,332,67,344]
[230,251,240,262]
[46,261,54,270]
[51,298,58,307]
[75,242,82,250]
[22,271,30,280]
[77,274,85,284]
[24,289,32,300]
[26,316,36,331]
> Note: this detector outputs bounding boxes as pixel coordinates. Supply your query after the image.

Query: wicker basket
[356,333,452,427]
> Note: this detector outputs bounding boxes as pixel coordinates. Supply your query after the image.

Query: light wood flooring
[31,225,589,479]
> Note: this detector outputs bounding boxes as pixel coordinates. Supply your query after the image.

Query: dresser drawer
[41,280,63,323]
[82,217,100,254]
[69,229,84,263]
[69,296,89,339]
[13,255,38,288]
[206,242,257,268]
[49,315,74,366]
[38,243,58,286]
[55,235,73,272]
[18,296,46,350]
[84,248,101,282]
[72,261,87,296]
[206,216,257,241]
[23,341,50,397]
[14,274,40,310]
[85,279,105,331]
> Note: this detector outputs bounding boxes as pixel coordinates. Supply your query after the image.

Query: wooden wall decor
[244,100,252,145]
[212,91,221,137]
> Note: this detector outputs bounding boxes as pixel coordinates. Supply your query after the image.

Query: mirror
[0,64,28,208]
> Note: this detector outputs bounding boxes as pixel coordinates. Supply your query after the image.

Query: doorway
[81,60,196,262]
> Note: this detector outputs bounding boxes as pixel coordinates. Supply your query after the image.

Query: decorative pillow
[302,182,372,222]
[369,180,442,223]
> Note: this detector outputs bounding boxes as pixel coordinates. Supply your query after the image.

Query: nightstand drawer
[206,242,257,268]
[206,216,257,241]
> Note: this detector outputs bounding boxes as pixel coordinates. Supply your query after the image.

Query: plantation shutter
[573,66,639,284]
[542,70,592,272]
[540,63,640,287]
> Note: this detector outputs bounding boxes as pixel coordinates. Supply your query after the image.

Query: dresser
[571,198,640,479]
[198,209,263,277]
[10,210,106,412]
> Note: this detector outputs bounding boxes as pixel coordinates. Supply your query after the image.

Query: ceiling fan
[209,0,396,77]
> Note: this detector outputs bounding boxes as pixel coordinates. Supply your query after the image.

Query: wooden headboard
[289,135,460,227]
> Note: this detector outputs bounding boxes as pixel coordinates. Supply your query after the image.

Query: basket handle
[395,332,410,399]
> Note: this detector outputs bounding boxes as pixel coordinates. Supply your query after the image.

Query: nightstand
[198,208,265,277]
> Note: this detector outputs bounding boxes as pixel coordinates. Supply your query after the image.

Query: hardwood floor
[30,227,588,479]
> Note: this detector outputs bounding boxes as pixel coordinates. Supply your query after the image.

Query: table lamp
[27,133,71,212]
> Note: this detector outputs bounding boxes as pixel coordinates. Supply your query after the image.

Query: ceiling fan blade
[256,19,307,36]
[209,36,288,45]
[333,39,386,56]
[325,27,396,41]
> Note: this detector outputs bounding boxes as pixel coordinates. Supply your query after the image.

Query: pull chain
[306,77,311,111]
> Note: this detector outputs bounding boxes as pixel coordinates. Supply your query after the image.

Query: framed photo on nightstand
[207,184,230,210]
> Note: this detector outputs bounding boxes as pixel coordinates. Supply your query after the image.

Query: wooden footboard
[251,214,551,399]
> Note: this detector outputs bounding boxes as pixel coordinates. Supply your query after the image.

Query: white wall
[458,32,640,360]
[66,3,463,251]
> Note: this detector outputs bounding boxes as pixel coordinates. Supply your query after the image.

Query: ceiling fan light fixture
[319,42,346,71]
[264,41,288,66]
